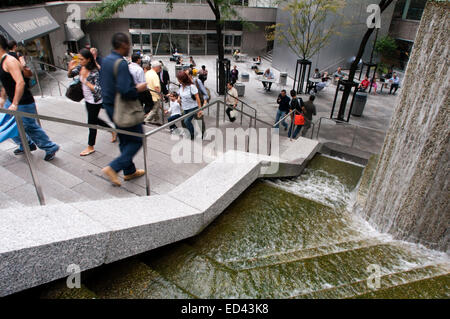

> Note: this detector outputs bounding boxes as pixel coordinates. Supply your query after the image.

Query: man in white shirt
[225,82,239,122]
[128,53,145,85]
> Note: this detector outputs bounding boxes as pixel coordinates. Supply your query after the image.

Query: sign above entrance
[0,7,59,42]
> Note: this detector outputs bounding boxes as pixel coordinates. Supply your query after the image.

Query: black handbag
[65,80,83,102]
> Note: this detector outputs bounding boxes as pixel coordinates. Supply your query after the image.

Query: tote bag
[113,59,145,128]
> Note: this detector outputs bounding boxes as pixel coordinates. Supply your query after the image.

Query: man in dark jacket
[99,33,148,186]
[302,95,317,137]
[158,60,170,102]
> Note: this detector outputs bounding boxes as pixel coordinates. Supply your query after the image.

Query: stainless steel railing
[314,116,386,150]
[0,98,223,205]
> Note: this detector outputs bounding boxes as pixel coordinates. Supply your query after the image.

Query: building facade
[388,0,427,70]
[0,1,277,69]
[271,0,397,78]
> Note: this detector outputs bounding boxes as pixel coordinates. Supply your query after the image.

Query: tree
[265,0,346,60]
[87,0,252,94]
[337,0,394,121]
[374,35,397,59]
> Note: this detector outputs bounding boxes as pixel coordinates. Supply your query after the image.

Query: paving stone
[168,151,263,227]
[0,166,28,193]
[0,204,110,297]
[70,196,202,263]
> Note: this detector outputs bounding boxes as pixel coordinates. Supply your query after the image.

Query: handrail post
[142,135,151,196]
[31,62,43,98]
[316,117,322,140]
[216,101,220,128]
[240,102,243,125]
[16,114,46,205]
[351,125,357,148]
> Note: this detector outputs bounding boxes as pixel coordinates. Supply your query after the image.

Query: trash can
[235,82,245,97]
[279,72,288,86]
[351,92,368,117]
[241,73,249,82]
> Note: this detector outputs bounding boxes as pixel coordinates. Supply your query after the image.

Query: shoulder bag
[113,59,145,128]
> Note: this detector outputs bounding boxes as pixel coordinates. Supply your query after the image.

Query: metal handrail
[315,116,385,148]
[145,99,220,137]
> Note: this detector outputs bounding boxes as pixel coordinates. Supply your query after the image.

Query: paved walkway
[2,54,399,207]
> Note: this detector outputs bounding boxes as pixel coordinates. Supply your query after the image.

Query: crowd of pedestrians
[1,31,396,188]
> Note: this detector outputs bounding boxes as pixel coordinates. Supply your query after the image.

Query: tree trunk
[337,0,393,120]
[208,0,226,94]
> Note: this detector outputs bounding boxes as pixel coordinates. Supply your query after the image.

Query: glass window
[131,34,141,45]
[142,34,150,45]
[406,0,426,20]
[234,35,241,47]
[225,21,242,31]
[129,19,150,29]
[189,20,206,30]
[393,0,406,19]
[207,34,218,55]
[224,35,233,47]
[230,0,243,5]
[171,34,188,55]
[151,19,170,30]
[189,34,205,55]
[207,21,218,30]
[171,20,189,30]
[152,33,171,55]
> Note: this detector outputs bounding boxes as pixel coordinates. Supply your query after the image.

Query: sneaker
[44,145,59,161]
[124,169,145,181]
[13,143,37,155]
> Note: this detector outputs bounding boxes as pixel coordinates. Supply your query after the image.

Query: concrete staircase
[0,96,298,208]
[261,50,273,64]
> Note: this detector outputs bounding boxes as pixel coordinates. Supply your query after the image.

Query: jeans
[168,114,181,130]
[390,83,399,94]
[103,103,143,176]
[5,99,58,155]
[288,122,303,139]
[274,109,288,129]
[85,102,112,146]
[301,119,312,137]
[262,81,272,90]
[183,108,198,140]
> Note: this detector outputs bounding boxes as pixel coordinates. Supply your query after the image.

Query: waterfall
[362,1,449,253]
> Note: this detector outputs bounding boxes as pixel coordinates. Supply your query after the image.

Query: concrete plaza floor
[153,54,399,154]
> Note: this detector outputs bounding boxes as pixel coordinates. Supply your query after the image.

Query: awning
[0,7,59,43]
[64,23,85,42]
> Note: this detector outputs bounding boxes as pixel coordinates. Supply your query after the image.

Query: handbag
[229,109,237,119]
[65,79,83,102]
[112,59,145,128]
[294,112,305,126]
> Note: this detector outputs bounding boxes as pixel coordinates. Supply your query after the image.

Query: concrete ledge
[0,143,320,296]
[70,196,203,264]
[0,205,110,297]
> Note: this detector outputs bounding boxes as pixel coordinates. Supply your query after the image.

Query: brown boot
[102,166,121,186]
[124,169,145,181]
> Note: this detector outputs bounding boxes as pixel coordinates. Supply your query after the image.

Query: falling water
[362,1,449,253]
